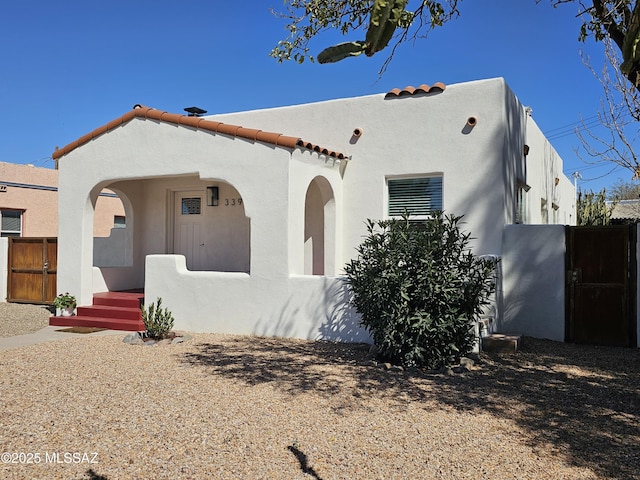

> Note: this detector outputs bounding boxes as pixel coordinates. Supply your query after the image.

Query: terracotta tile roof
[52,104,348,161]
[385,82,446,99]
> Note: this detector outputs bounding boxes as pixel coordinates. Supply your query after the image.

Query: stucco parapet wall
[52,104,349,162]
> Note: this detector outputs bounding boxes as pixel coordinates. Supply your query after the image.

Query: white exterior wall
[501,224,566,341]
[57,115,351,338]
[56,77,575,341]
[144,255,368,342]
[211,78,532,258]
[524,114,576,225]
[58,119,294,305]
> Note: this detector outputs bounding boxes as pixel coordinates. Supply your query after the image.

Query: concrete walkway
[0,326,124,352]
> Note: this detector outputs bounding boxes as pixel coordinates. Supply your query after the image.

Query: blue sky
[0,0,629,192]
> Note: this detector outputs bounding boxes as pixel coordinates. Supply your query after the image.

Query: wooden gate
[566,226,637,347]
[7,238,57,304]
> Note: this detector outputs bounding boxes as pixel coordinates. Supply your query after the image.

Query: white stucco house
[52,77,575,341]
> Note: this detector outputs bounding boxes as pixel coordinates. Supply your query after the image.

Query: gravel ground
[0,304,638,479]
[0,303,51,337]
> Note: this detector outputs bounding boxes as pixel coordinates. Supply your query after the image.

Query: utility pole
[572,171,582,225]
[572,171,582,203]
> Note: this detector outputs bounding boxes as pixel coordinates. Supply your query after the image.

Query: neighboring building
[611,199,640,224]
[0,161,125,237]
[52,77,576,341]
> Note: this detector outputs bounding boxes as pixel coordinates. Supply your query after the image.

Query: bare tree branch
[576,36,640,177]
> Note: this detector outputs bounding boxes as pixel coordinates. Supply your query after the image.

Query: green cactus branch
[317,0,409,64]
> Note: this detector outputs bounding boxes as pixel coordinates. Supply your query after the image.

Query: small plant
[142,297,175,339]
[53,292,77,310]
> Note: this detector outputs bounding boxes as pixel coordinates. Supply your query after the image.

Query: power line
[543,108,634,142]
[543,113,601,134]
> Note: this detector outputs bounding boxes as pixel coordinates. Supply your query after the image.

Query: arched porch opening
[93,189,126,238]
[91,185,134,269]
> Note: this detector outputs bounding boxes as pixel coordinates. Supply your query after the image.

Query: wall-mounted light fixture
[207,186,219,206]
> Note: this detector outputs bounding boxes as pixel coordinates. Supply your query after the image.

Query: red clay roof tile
[52,105,347,161]
[385,82,446,99]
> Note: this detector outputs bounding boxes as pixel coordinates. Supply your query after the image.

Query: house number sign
[224,198,243,206]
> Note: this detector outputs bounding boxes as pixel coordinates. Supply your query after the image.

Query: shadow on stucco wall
[252,296,300,340]
[252,277,370,343]
[314,278,370,343]
[498,225,566,341]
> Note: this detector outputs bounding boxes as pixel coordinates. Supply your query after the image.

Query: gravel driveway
[0,303,638,479]
[0,302,51,337]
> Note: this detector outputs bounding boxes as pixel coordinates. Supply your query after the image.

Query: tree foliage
[608,178,640,199]
[577,188,616,225]
[343,213,496,369]
[554,0,640,91]
[270,0,460,72]
[272,1,640,92]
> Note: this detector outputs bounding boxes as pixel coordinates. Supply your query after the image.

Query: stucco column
[57,173,95,307]
[245,189,291,278]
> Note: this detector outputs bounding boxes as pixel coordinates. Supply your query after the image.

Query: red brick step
[49,291,145,332]
[76,305,142,321]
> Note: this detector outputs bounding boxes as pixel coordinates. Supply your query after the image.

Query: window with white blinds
[388,177,443,217]
[1,210,22,237]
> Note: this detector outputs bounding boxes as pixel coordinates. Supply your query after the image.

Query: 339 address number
[224,198,242,206]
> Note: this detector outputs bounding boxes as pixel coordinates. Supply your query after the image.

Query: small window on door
[181,198,201,215]
[1,210,22,237]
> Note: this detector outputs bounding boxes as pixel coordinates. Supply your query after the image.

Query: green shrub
[344,212,496,369]
[142,297,175,339]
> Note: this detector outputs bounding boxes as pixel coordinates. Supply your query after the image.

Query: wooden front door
[7,238,57,304]
[566,226,636,347]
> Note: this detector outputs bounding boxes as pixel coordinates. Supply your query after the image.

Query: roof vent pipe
[466,116,478,128]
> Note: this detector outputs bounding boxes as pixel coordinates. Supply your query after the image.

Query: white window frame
[386,175,443,220]
[1,209,22,237]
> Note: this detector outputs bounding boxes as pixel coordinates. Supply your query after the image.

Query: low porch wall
[144,255,371,343]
